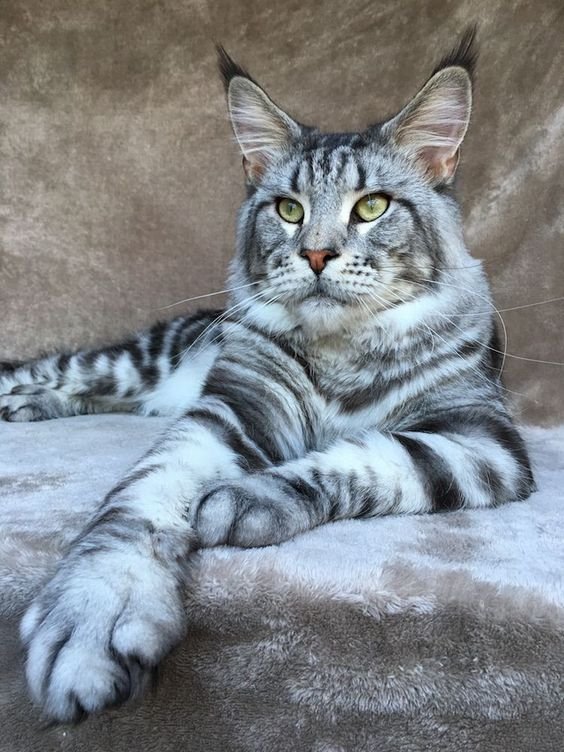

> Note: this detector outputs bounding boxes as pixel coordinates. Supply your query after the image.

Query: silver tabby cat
[2,30,534,721]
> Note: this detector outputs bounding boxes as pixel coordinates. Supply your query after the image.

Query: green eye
[353,193,390,222]
[277,197,304,224]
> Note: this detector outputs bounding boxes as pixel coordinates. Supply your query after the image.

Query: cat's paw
[21,552,186,722]
[0,387,66,421]
[193,475,312,548]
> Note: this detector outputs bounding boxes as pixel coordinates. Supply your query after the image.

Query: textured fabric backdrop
[1,0,563,423]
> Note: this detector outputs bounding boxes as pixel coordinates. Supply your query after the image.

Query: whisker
[155,281,260,311]
[496,296,564,313]
[367,288,529,400]
[404,276,564,369]
[373,260,562,315]
[459,296,564,315]
[190,292,285,363]
[423,277,509,375]
[434,310,564,367]
[370,267,510,376]
[172,289,271,364]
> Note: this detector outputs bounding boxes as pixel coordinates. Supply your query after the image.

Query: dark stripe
[355,160,366,191]
[225,319,310,373]
[202,369,286,463]
[76,504,155,549]
[347,471,376,518]
[486,325,504,377]
[327,498,341,521]
[281,474,320,502]
[334,150,350,181]
[395,433,464,512]
[354,488,376,518]
[169,310,223,363]
[338,336,486,413]
[55,353,71,387]
[319,147,332,174]
[118,337,159,388]
[306,151,315,184]
[147,321,168,359]
[0,359,24,373]
[394,197,443,275]
[480,416,535,499]
[245,206,261,276]
[405,408,535,499]
[267,472,327,522]
[455,339,482,359]
[187,407,268,472]
[290,162,301,193]
[75,374,116,397]
[106,465,160,501]
[126,340,145,371]
[221,351,310,423]
[254,199,271,213]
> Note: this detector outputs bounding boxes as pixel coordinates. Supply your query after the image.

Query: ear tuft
[431,25,479,82]
[216,46,258,92]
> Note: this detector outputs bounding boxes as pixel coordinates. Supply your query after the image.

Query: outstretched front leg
[20,395,274,721]
[20,326,315,722]
[194,405,535,548]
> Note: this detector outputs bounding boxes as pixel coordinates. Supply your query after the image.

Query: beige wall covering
[1,0,563,423]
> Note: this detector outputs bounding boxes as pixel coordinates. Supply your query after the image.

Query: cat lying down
[0,28,534,721]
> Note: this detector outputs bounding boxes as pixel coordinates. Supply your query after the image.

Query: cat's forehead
[277,133,402,197]
[295,145,364,189]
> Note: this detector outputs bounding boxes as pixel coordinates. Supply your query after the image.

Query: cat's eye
[353,193,390,222]
[277,197,304,224]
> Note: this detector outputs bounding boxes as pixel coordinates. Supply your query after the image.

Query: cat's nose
[300,248,339,275]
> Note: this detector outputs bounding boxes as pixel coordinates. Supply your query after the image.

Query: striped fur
[11,30,535,722]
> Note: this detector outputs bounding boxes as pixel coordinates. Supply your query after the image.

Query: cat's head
[221,29,477,336]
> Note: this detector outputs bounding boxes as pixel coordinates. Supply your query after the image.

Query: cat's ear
[386,28,477,184]
[217,47,302,183]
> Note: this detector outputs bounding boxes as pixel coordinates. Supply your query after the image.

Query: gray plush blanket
[1,416,563,751]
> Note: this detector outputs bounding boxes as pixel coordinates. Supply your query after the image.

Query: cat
[1,28,535,722]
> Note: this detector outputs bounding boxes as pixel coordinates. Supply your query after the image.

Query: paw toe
[20,601,42,644]
[230,504,280,547]
[195,486,239,546]
[46,646,131,721]
[194,481,295,549]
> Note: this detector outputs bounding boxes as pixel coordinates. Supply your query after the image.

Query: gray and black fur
[3,29,535,722]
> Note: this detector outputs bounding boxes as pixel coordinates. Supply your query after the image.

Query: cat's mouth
[292,279,353,306]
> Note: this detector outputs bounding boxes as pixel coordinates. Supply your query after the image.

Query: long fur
[1,30,534,722]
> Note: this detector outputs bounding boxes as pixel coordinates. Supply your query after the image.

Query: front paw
[0,387,64,422]
[21,553,186,722]
[193,475,311,548]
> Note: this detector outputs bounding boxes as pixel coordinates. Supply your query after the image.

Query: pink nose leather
[302,249,336,274]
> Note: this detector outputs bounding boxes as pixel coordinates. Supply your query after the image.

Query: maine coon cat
[1,29,535,721]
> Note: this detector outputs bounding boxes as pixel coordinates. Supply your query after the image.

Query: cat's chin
[298,293,342,308]
[242,289,371,340]
[292,295,371,338]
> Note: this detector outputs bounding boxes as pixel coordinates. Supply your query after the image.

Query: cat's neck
[229,262,491,366]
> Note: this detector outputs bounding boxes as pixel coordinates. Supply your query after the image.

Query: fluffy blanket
[1,416,563,751]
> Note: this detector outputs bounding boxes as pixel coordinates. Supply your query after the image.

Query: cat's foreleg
[20,395,270,721]
[194,407,535,547]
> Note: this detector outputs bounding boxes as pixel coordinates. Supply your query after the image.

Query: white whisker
[172,289,271,364]
[155,281,259,311]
